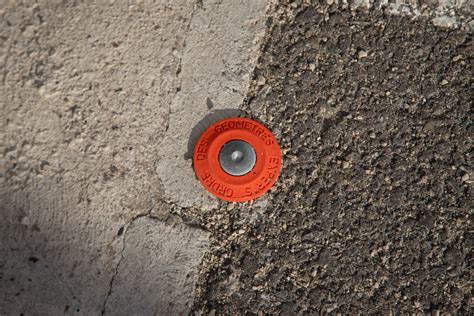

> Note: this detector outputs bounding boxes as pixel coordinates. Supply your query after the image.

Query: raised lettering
[269,157,278,164]
[245,187,252,196]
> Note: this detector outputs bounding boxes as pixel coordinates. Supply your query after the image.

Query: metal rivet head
[219,140,256,176]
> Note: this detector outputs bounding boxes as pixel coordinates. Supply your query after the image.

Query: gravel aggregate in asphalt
[191,4,472,314]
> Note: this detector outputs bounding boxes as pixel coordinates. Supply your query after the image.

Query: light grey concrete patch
[155,0,269,210]
[386,0,471,29]
[0,0,218,313]
[104,217,209,315]
[333,0,472,29]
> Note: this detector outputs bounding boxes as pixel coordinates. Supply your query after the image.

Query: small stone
[20,216,31,226]
[357,50,368,59]
[461,173,470,183]
[419,175,429,184]
[441,79,449,85]
[256,75,266,86]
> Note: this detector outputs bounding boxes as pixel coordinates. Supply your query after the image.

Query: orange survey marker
[193,117,281,202]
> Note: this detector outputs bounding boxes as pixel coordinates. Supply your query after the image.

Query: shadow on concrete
[184,108,244,161]
[0,178,208,315]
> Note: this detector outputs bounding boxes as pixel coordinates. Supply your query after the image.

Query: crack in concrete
[100,231,126,315]
[99,201,211,315]
[100,211,152,315]
[99,196,188,315]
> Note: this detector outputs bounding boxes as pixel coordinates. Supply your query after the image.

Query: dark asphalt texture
[191,4,472,314]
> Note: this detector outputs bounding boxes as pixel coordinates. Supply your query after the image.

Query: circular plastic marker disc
[193,117,281,202]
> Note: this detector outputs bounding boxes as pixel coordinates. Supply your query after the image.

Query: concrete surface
[0,0,472,315]
[155,0,268,210]
[1,0,267,314]
[103,217,209,315]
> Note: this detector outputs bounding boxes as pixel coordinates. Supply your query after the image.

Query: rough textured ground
[1,0,472,315]
[191,3,473,315]
[0,0,267,314]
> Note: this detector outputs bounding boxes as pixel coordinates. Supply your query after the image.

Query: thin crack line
[100,204,205,315]
[101,233,126,315]
[100,212,151,315]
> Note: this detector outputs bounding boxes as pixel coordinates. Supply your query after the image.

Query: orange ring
[193,117,281,202]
